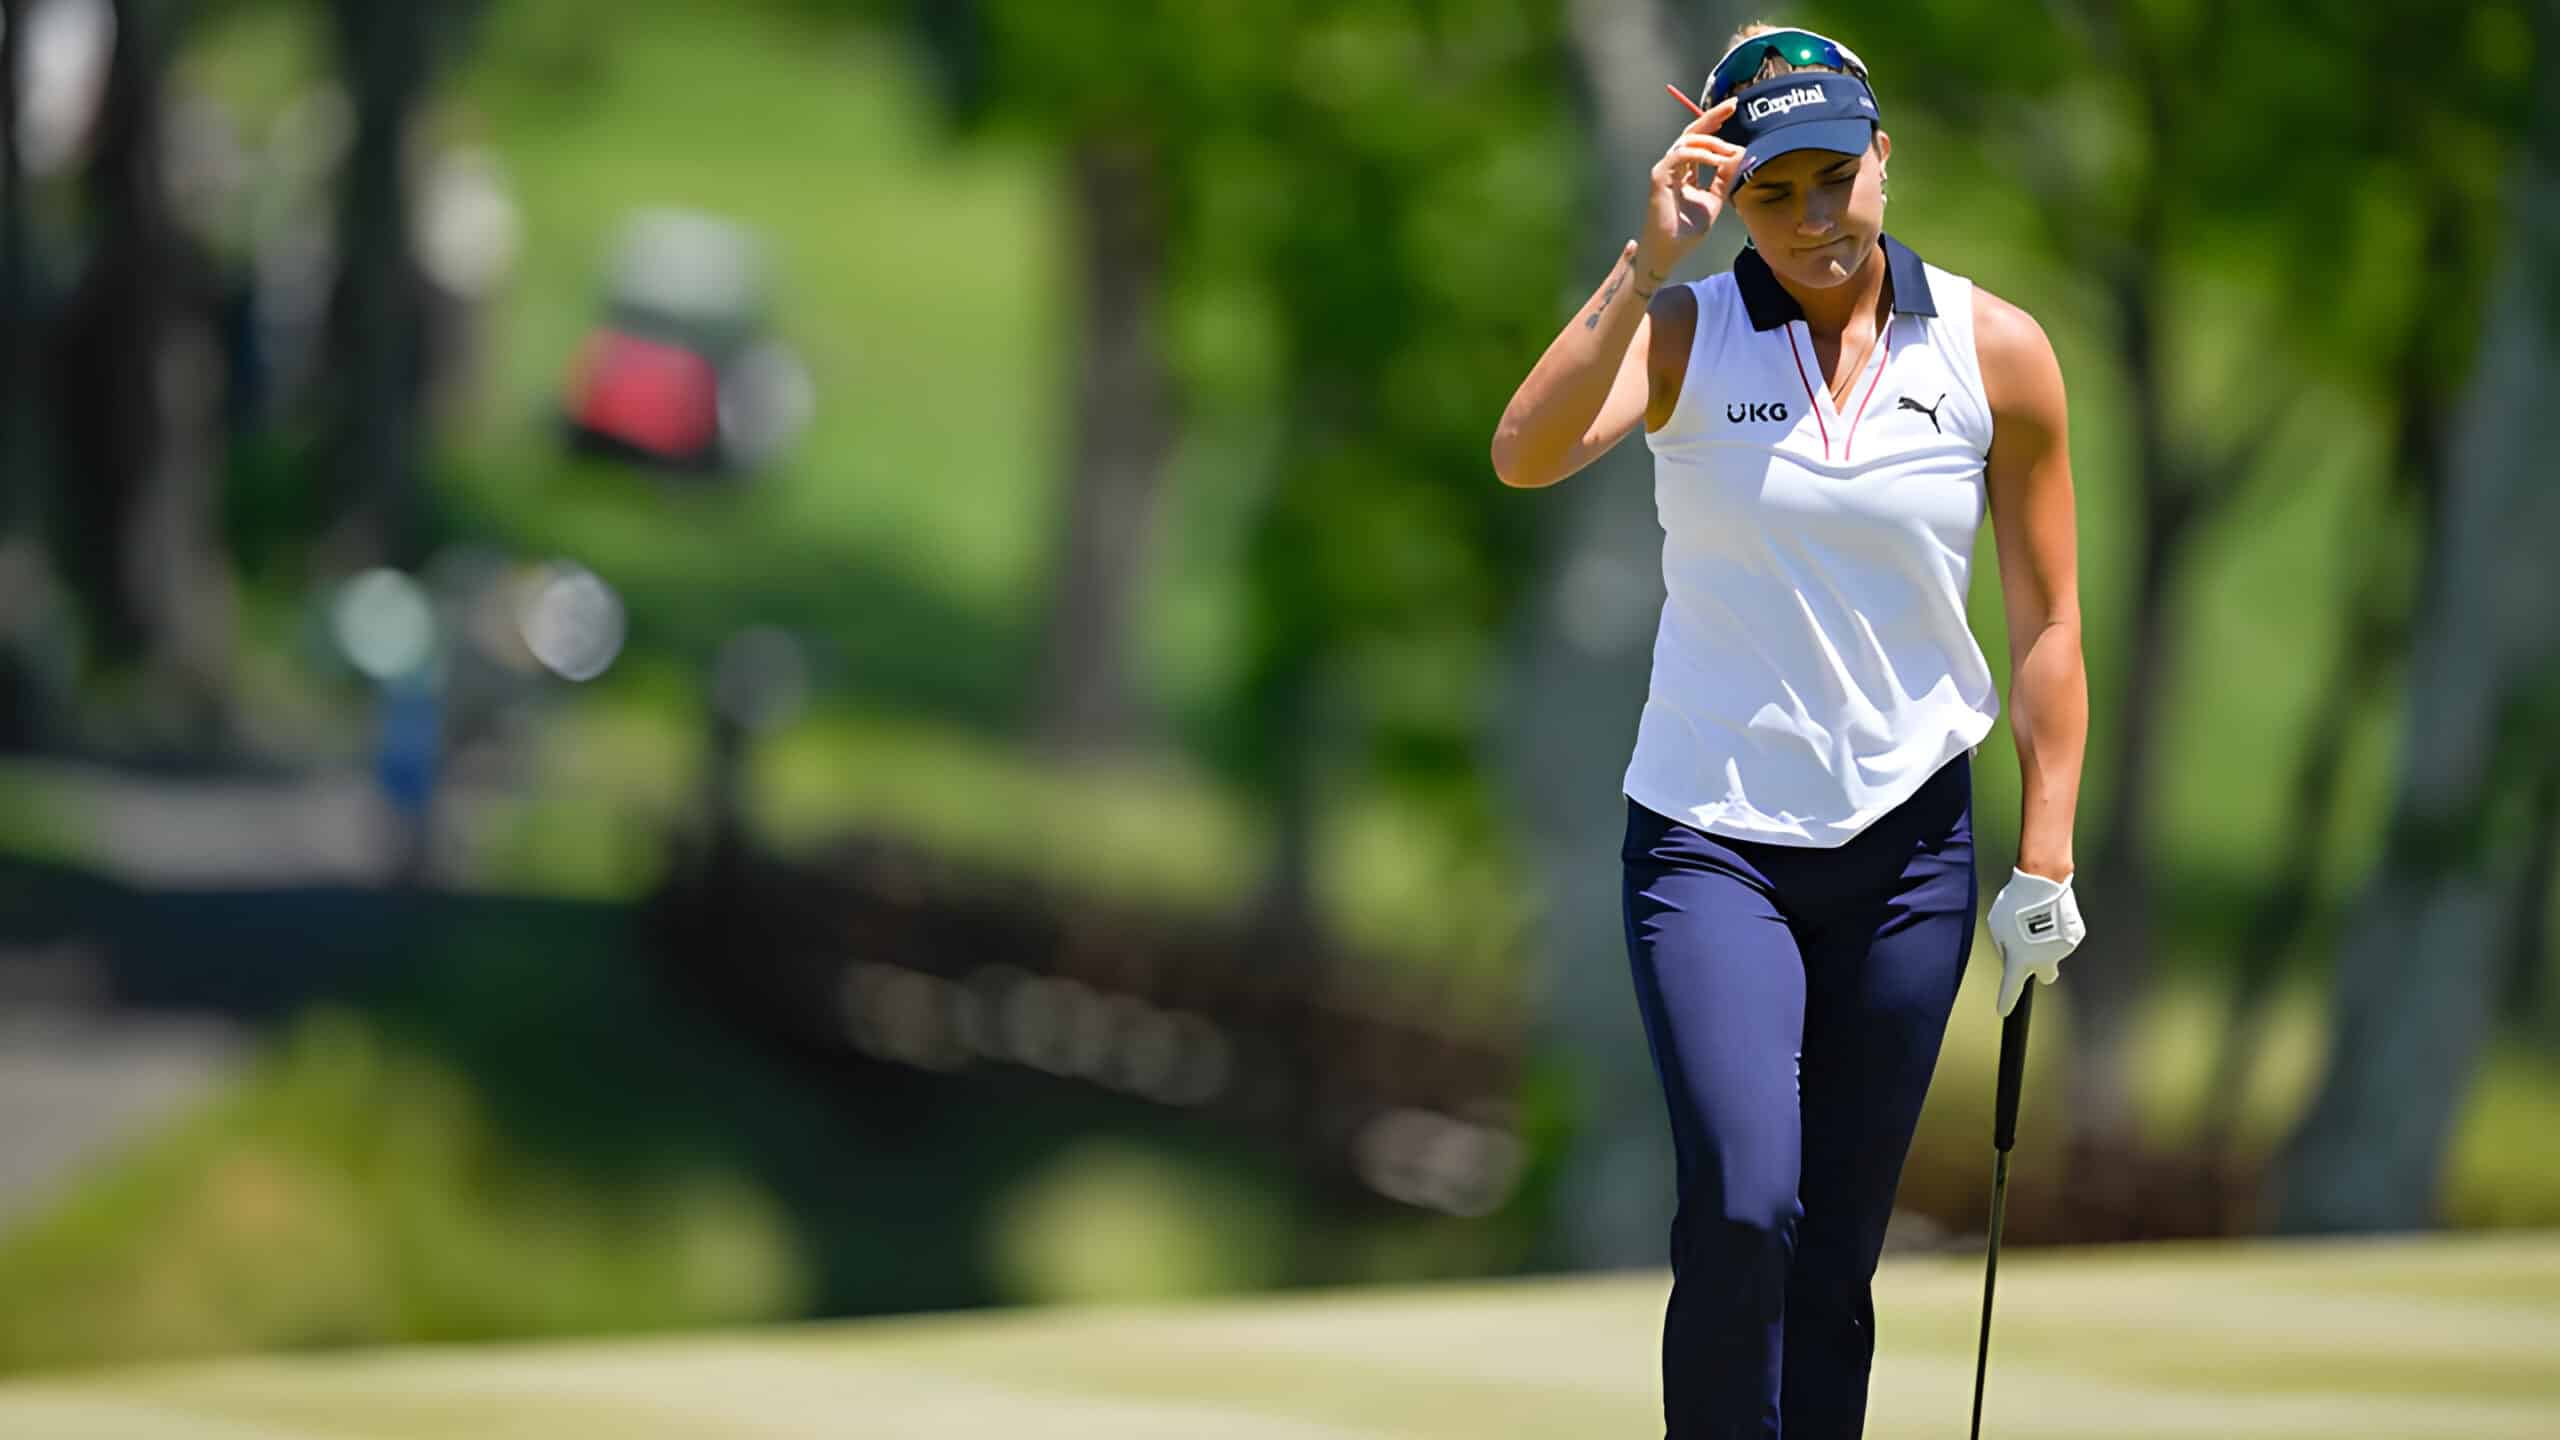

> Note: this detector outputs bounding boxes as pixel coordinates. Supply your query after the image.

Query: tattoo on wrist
[1583,262,1631,330]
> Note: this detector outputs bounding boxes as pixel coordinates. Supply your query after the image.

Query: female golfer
[1492,24,2089,1438]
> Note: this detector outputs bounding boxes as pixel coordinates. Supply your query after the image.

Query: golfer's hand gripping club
[1974,858,2072,1435]
[1986,867,2084,1016]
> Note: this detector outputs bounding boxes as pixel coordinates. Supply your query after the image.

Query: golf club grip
[1993,985,2033,1153]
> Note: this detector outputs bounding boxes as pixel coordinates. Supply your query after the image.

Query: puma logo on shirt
[1897,392,1947,432]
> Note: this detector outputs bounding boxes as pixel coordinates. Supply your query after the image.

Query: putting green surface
[3,1234,2553,1438]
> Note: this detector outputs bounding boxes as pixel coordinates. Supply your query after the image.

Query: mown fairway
[2,1234,2552,1438]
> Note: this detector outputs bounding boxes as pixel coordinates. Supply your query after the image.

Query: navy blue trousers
[1620,753,1977,1439]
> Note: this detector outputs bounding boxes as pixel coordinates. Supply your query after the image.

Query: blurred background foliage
[0,0,2553,1377]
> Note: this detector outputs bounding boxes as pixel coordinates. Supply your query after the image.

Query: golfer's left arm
[1977,290,2086,885]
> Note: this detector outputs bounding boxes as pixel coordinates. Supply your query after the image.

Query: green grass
[184,0,1076,730]
[1,1234,2552,1437]
[5,935,2548,1384]
[2448,1047,2560,1229]
[0,981,815,1377]
[0,760,90,865]
[447,0,1069,626]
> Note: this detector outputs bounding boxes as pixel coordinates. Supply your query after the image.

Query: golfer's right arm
[1491,97,1741,489]
[1489,245,1665,489]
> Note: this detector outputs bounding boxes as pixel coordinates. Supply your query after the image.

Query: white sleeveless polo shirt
[1623,235,1999,847]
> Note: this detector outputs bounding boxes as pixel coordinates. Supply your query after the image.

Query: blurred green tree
[1208,1,1575,952]
[45,0,237,748]
[2275,0,2560,1231]
[1851,0,2533,1155]
[1495,0,1741,1270]
[901,0,1186,760]
[2172,3,2532,1149]
[0,0,48,747]
[5,0,483,750]
[889,0,1577,959]
[318,0,486,571]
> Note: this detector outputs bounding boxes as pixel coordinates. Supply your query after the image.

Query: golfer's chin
[1771,234,1872,287]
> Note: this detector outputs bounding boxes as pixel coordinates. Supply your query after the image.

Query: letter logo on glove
[1988,868,2086,1017]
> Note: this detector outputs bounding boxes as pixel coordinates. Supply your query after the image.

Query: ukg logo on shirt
[1726,401,1791,423]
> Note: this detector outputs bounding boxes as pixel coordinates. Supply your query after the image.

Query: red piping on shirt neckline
[1782,325,1832,461]
[1840,318,1894,462]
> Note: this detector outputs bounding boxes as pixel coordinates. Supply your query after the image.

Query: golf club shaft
[1994,984,2033,1152]
[1969,1148,2010,1440]
[1969,984,2034,1440]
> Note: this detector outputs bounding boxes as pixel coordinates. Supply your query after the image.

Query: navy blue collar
[1733,233,1935,331]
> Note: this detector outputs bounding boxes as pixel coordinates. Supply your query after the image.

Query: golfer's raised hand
[1639,98,1743,274]
[1987,868,2086,1017]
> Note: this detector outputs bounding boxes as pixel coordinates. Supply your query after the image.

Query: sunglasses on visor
[1705,28,1870,105]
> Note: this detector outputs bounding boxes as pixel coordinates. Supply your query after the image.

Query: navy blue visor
[1720,72,1880,188]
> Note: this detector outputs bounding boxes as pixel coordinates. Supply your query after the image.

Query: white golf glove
[1987,867,2084,1017]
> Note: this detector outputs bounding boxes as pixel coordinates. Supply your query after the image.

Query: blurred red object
[556,209,812,477]
[566,329,722,463]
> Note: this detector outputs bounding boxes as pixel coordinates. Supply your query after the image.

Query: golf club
[1969,982,2035,1440]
